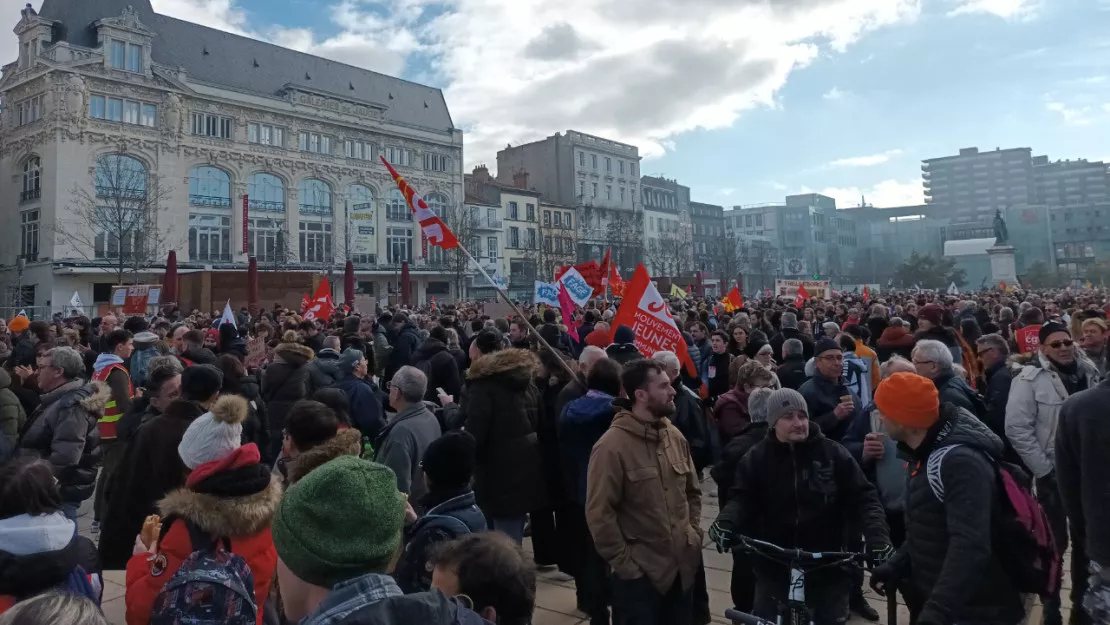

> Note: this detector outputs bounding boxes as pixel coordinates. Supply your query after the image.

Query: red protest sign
[1015,325,1041,354]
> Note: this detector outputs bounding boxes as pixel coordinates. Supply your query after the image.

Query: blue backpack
[150,519,257,625]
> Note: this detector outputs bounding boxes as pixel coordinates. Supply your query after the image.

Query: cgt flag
[381,156,459,250]
[303,278,335,321]
[793,284,810,309]
[721,287,743,312]
[610,264,697,377]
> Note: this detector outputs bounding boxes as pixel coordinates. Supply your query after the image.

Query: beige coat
[585,403,703,594]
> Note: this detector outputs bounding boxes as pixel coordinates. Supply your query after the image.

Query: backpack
[926,444,1061,596]
[150,519,257,625]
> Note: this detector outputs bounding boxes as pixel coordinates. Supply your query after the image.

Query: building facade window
[191,112,232,138]
[189,166,232,207]
[344,139,373,160]
[424,192,448,216]
[189,214,231,262]
[605,157,611,172]
[22,157,41,202]
[299,179,333,215]
[108,40,143,72]
[248,123,285,147]
[298,132,332,154]
[508,201,519,220]
[592,183,598,197]
[20,209,39,261]
[579,152,585,167]
[527,228,537,248]
[299,221,333,264]
[424,153,450,172]
[247,173,285,212]
[509,227,520,248]
[387,189,410,221]
[384,147,412,166]
[526,203,535,221]
[95,154,146,199]
[248,218,286,263]
[387,227,413,263]
[565,213,573,228]
[17,95,44,126]
[88,95,155,126]
[591,154,598,169]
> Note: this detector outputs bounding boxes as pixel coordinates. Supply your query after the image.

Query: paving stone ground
[86,480,1057,624]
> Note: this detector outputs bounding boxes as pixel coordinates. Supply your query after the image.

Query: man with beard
[586,359,703,625]
[1006,320,1101,625]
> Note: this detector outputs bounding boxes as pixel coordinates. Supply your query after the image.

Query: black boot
[850,587,880,622]
[1043,598,1063,625]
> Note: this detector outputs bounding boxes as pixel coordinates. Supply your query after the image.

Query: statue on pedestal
[993,209,1009,246]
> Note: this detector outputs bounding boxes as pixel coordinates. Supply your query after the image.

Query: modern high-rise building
[0,0,463,313]
[922,147,1036,223]
[495,130,642,269]
[1033,156,1110,207]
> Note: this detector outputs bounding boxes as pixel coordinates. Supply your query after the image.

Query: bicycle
[723,535,868,625]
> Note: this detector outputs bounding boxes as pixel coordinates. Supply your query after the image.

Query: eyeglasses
[818,354,843,361]
[976,347,995,358]
[912,360,935,366]
[1047,340,1074,349]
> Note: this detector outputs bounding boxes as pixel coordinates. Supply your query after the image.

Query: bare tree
[53,154,179,285]
[605,210,643,271]
[435,203,480,299]
[708,235,743,288]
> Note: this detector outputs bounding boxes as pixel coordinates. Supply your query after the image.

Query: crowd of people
[0,287,1106,625]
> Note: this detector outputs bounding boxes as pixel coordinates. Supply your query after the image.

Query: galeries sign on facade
[296,93,382,119]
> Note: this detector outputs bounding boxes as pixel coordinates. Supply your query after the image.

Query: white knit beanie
[177,395,249,470]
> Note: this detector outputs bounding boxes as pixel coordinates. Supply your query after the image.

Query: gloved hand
[708,520,737,554]
[868,543,895,569]
[868,561,899,597]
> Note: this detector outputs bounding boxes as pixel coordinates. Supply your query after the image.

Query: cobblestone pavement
[86,480,1056,624]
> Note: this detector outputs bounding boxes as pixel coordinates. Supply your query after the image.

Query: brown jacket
[585,402,703,594]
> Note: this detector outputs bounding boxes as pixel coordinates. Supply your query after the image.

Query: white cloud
[946,0,1042,20]
[1046,101,1096,125]
[718,188,736,196]
[823,86,847,100]
[800,179,923,208]
[768,181,789,191]
[828,148,904,167]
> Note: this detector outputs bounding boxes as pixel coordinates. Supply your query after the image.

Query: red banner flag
[862,285,870,302]
[722,287,743,312]
[557,282,579,342]
[303,278,334,321]
[380,156,459,250]
[610,264,697,377]
[599,248,612,287]
[556,261,604,297]
[609,264,625,298]
[793,284,810,309]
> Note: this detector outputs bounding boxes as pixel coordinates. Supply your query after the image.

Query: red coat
[125,474,283,625]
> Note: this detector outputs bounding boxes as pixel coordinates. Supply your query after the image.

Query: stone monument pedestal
[987,245,1018,287]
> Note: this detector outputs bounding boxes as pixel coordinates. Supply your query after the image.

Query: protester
[975,333,1013,444]
[0,368,25,449]
[16,347,107,519]
[654,350,711,476]
[1079,317,1108,374]
[216,353,270,460]
[586,359,703,625]
[458,328,547,543]
[177,329,217,366]
[877,317,916,361]
[332,347,385,442]
[554,345,607,420]
[0,592,107,625]
[413,325,464,402]
[261,330,317,461]
[429,532,538,625]
[769,312,814,361]
[0,458,102,614]
[714,360,774,447]
[304,335,342,389]
[776,338,808,390]
[798,338,861,442]
[394,431,486,594]
[375,366,442,501]
[125,393,281,625]
[605,325,642,366]
[277,399,360,485]
[870,372,1025,625]
[90,328,135,533]
[128,331,160,389]
[385,312,422,383]
[911,339,982,416]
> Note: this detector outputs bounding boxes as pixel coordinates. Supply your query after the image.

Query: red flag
[300,294,311,314]
[380,156,459,249]
[556,261,604,297]
[304,278,334,321]
[721,287,743,312]
[793,284,810,309]
[610,264,697,377]
[862,285,870,302]
[557,283,579,342]
[599,248,612,287]
[999,280,1007,291]
[609,264,625,298]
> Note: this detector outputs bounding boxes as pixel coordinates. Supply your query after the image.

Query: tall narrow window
[126,43,142,72]
[109,40,126,69]
[20,209,39,261]
[22,157,41,202]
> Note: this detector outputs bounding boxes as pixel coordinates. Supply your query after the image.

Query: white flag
[219,300,237,328]
[947,282,959,296]
[16,309,27,318]
[70,291,82,308]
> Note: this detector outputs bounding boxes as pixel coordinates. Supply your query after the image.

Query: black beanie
[343,316,361,335]
[474,328,503,354]
[1038,321,1070,344]
[422,431,476,490]
[180,364,223,402]
[614,325,636,345]
[814,337,841,358]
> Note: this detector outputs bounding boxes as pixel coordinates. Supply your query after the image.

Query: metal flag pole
[458,245,579,381]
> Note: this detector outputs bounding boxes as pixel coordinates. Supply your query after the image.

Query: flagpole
[459,245,578,381]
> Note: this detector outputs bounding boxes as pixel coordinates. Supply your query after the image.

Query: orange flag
[380,156,459,250]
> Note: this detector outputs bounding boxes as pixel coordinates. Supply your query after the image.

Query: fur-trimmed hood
[158,474,283,537]
[466,348,538,388]
[286,428,362,484]
[274,340,315,366]
[77,381,112,415]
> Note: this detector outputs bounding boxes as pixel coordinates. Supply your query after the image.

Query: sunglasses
[1046,340,1074,349]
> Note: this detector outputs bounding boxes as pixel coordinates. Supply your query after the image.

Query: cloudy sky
[7,0,1110,209]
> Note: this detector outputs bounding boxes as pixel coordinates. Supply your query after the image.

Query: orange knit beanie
[874,372,940,429]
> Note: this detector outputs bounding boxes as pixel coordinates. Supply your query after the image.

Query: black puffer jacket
[460,348,548,517]
[670,378,710,472]
[769,327,814,361]
[718,422,888,557]
[260,339,316,453]
[411,339,463,402]
[711,421,767,510]
[385,323,423,384]
[224,375,271,463]
[17,380,109,503]
[932,372,983,417]
[888,404,1024,625]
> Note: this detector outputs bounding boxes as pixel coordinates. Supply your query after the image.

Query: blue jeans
[61,502,79,521]
[488,515,526,544]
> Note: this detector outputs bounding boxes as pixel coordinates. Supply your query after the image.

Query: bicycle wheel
[788,605,810,625]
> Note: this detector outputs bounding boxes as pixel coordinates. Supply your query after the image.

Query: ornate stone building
[0,0,463,313]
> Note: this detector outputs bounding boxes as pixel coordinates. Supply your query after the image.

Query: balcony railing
[96,186,146,200]
[299,204,333,216]
[192,253,233,262]
[20,188,40,202]
[386,210,413,222]
[248,199,285,212]
[190,194,232,207]
[470,217,503,229]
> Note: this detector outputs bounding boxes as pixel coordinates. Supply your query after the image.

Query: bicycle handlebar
[737,535,865,562]
[724,608,774,625]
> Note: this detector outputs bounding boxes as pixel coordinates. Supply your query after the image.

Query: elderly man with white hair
[555,345,608,420]
[911,339,982,416]
[652,350,711,474]
[375,365,442,502]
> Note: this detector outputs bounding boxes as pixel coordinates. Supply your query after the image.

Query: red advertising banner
[242,195,249,251]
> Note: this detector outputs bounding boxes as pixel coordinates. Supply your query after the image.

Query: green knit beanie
[272,455,406,588]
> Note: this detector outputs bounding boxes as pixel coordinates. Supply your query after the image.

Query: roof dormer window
[109,39,143,72]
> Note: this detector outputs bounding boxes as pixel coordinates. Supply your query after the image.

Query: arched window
[22,157,41,201]
[348,184,374,212]
[299,179,332,215]
[95,154,146,200]
[189,166,231,207]
[386,188,409,221]
[247,173,285,212]
[425,192,448,217]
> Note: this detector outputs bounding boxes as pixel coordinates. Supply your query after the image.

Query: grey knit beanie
[747,388,774,424]
[765,388,809,428]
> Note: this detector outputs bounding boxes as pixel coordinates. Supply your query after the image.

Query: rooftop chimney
[512,169,529,190]
[471,164,491,182]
